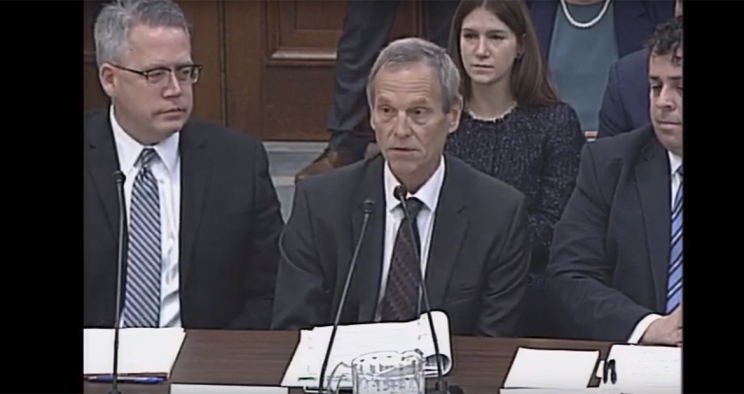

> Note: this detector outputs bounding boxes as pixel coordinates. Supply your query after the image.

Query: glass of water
[349,350,426,394]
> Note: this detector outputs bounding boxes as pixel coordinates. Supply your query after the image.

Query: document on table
[500,389,679,394]
[83,328,186,378]
[171,384,287,394]
[280,311,452,390]
[598,344,681,390]
[503,348,600,389]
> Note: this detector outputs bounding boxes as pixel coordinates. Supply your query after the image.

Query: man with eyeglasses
[84,0,284,330]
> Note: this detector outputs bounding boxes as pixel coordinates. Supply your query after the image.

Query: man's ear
[447,95,463,134]
[99,64,116,97]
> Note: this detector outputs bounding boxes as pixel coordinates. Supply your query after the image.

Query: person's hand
[640,305,682,346]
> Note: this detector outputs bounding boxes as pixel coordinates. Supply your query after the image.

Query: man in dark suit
[84,0,284,330]
[597,0,682,139]
[546,17,683,345]
[272,38,530,337]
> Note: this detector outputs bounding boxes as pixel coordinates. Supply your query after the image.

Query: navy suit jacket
[526,0,674,60]
[546,125,675,342]
[598,48,651,139]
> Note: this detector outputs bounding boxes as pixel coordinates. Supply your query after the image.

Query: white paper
[280,311,452,389]
[503,348,599,389]
[500,388,681,394]
[500,389,621,394]
[83,327,186,377]
[499,389,676,394]
[599,345,681,390]
[171,384,287,394]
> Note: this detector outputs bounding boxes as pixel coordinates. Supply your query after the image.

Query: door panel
[259,0,422,140]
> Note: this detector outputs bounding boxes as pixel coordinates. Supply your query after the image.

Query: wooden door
[83,0,423,142]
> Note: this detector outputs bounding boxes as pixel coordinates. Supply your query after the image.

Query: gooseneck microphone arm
[317,199,376,393]
[111,171,127,394]
[393,185,449,394]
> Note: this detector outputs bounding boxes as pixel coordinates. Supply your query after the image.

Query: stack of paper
[83,328,186,378]
[280,311,452,390]
[598,344,681,392]
[500,389,678,394]
[503,348,600,390]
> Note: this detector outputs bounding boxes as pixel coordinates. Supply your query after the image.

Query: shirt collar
[383,155,446,214]
[667,150,682,177]
[110,105,180,174]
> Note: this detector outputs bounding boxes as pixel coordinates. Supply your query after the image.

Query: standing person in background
[597,0,682,139]
[524,0,674,132]
[295,0,461,182]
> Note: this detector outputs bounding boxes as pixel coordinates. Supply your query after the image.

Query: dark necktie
[380,197,424,322]
[122,148,162,327]
[666,165,683,313]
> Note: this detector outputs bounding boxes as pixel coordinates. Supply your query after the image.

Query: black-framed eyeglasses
[111,63,203,85]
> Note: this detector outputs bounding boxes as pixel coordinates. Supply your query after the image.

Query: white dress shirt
[627,151,682,344]
[374,156,446,321]
[110,106,183,328]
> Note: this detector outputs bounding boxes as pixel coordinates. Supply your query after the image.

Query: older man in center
[272,37,530,337]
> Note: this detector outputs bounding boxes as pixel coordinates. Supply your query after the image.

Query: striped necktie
[122,148,162,327]
[666,165,683,314]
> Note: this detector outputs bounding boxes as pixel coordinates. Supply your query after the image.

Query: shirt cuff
[627,314,663,344]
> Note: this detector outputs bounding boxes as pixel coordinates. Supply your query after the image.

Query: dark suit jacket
[84,109,284,330]
[271,154,530,337]
[546,125,674,342]
[526,0,674,60]
[598,48,651,139]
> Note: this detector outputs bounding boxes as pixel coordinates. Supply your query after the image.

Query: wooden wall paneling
[177,0,225,126]
[223,0,265,140]
[261,0,423,141]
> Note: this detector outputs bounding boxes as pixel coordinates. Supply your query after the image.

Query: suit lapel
[85,111,121,242]
[613,0,650,57]
[179,122,212,288]
[635,137,671,311]
[426,155,467,308]
[353,156,387,322]
[529,0,558,60]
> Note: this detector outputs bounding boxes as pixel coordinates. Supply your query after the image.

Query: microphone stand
[317,199,376,393]
[394,186,461,394]
[111,171,127,394]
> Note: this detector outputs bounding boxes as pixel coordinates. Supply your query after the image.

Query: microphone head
[393,185,407,202]
[363,198,375,214]
[112,171,126,184]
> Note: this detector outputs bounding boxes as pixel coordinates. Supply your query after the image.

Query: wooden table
[84,330,614,393]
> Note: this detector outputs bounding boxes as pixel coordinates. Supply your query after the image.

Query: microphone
[110,171,127,394]
[317,199,376,393]
[393,185,455,394]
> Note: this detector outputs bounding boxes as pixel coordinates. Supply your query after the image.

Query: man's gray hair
[366,37,462,113]
[94,0,190,68]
